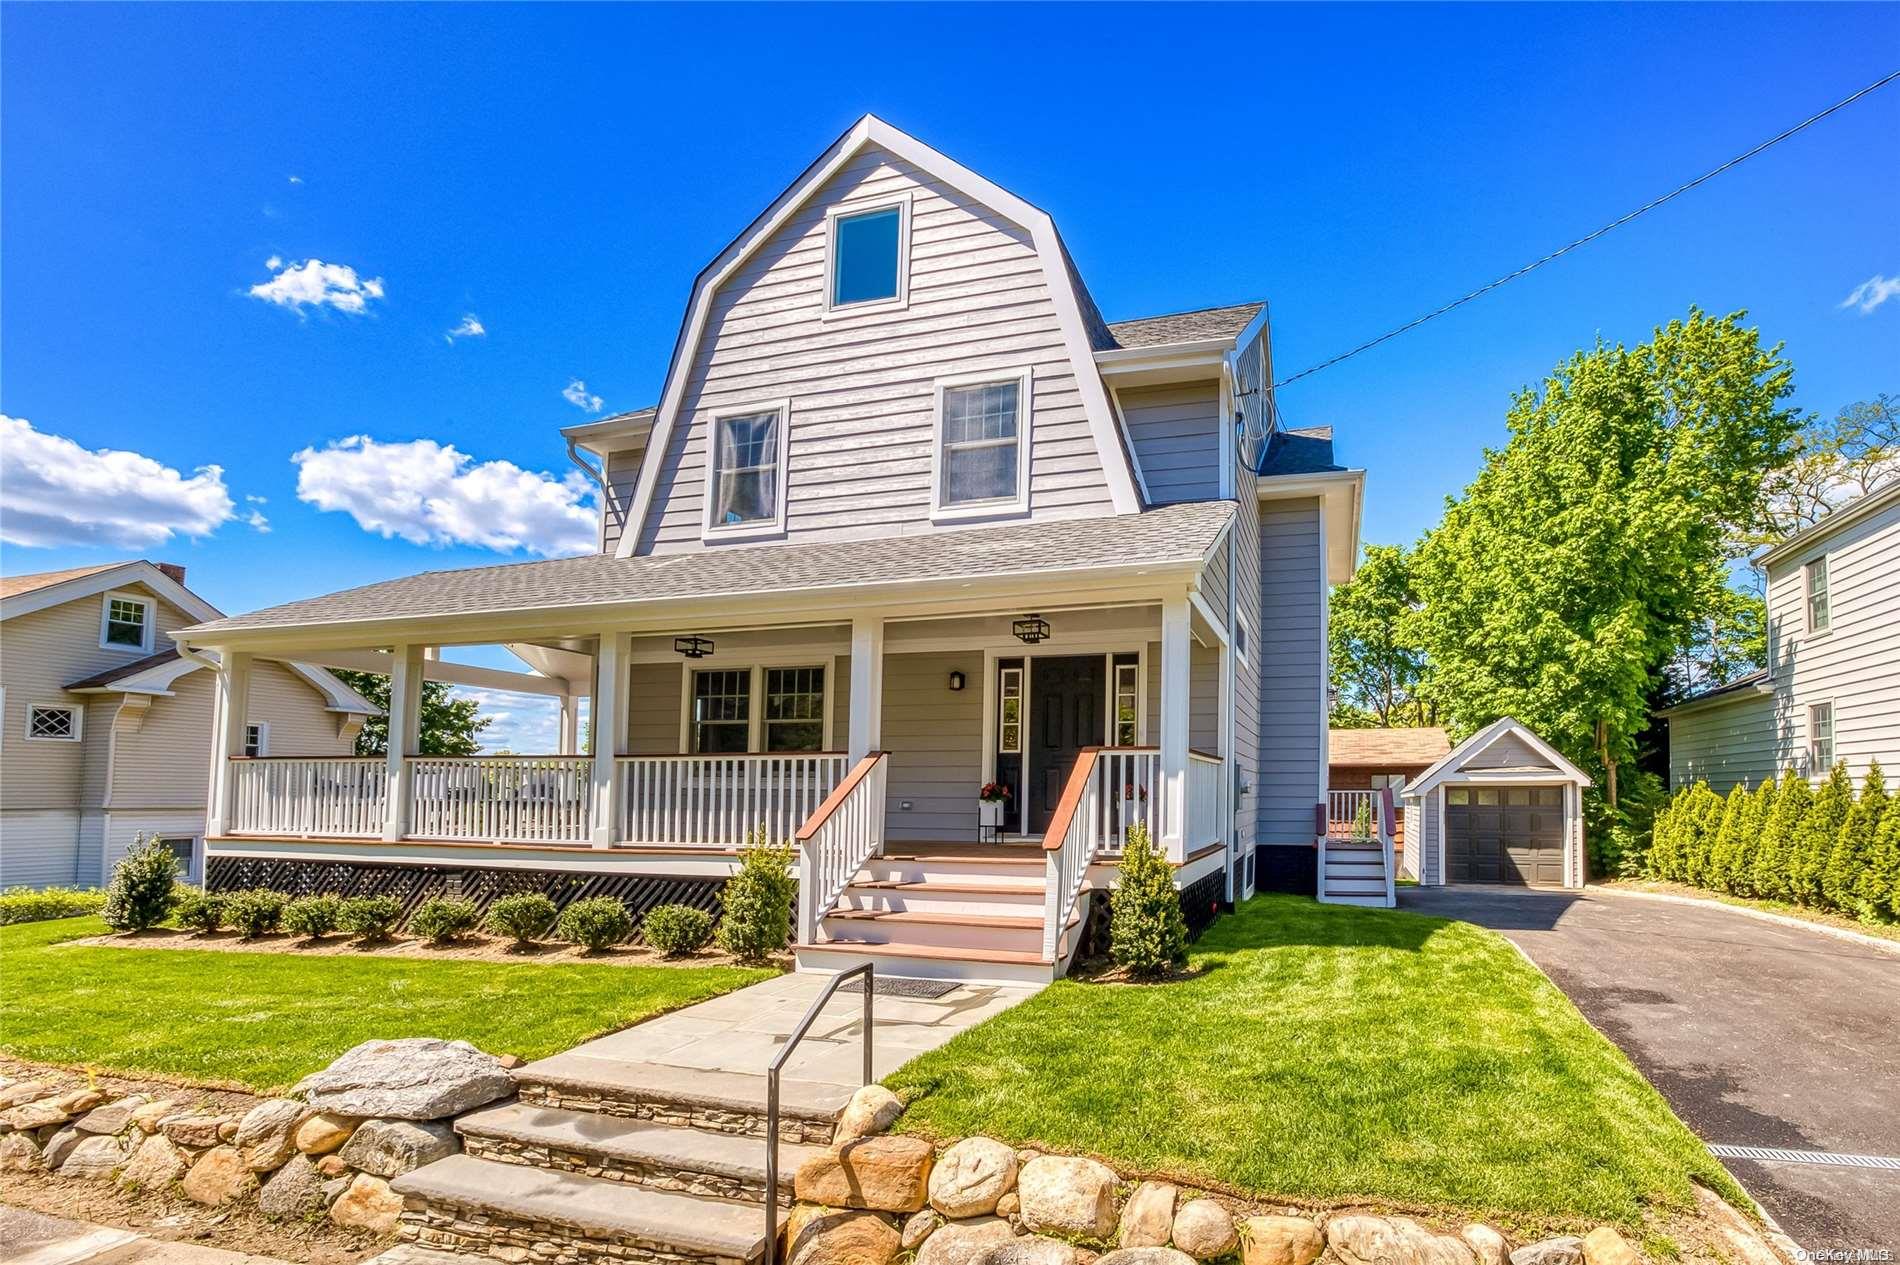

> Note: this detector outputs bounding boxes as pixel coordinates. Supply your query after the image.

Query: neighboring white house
[172,115,1369,982]
[1400,717,1592,890]
[1661,480,1900,793]
[0,561,374,888]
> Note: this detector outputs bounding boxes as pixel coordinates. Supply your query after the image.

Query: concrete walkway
[0,1206,287,1265]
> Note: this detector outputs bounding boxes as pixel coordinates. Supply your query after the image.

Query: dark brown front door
[1029,656,1106,833]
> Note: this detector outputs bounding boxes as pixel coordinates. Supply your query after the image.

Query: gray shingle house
[176,116,1369,981]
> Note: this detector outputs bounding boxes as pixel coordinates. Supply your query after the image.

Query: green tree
[1789,763,1852,908]
[1328,544,1433,728]
[1697,784,1747,891]
[1728,775,1776,896]
[1824,762,1887,916]
[1750,394,1900,547]
[1666,587,1767,704]
[331,669,490,756]
[1750,769,1808,901]
[1862,796,1900,921]
[1412,309,1800,820]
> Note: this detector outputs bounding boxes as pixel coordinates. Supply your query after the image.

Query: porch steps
[1320,840,1394,908]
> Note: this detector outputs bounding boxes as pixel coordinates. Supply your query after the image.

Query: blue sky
[4,4,1896,747]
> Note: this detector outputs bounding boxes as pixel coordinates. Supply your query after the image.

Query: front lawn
[0,917,772,1093]
[886,894,1740,1227]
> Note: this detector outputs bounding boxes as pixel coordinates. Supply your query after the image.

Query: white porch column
[847,616,884,762]
[205,650,252,837]
[590,631,631,848]
[1159,595,1191,862]
[559,695,583,756]
[383,644,424,842]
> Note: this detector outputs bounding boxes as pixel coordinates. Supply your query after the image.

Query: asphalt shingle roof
[1329,727,1452,767]
[183,501,1236,638]
[0,562,127,600]
[66,649,185,690]
[1255,426,1341,477]
[1104,302,1265,350]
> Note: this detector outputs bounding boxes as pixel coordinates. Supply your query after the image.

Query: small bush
[715,828,796,963]
[486,892,559,945]
[101,836,179,931]
[226,889,290,939]
[410,896,481,945]
[1109,821,1188,978]
[557,895,633,951]
[172,887,228,932]
[283,894,344,940]
[338,894,403,941]
[643,904,714,957]
[0,886,106,926]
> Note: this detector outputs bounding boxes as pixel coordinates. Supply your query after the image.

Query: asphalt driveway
[1400,885,1900,1253]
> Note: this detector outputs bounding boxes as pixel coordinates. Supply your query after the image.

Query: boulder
[977,1238,1100,1265]
[835,1084,904,1143]
[76,1096,147,1136]
[1118,1181,1177,1249]
[6,1097,76,1131]
[1096,1252,1197,1265]
[787,1208,901,1265]
[930,1136,1020,1218]
[1690,1186,1781,1265]
[182,1145,256,1205]
[1017,1155,1119,1240]
[1580,1229,1641,1265]
[57,1089,106,1114]
[130,1100,175,1134]
[1171,1200,1237,1260]
[42,1128,83,1170]
[338,1118,459,1178]
[316,1153,350,1177]
[0,1081,51,1110]
[297,1038,513,1120]
[916,1217,1019,1265]
[330,1172,404,1234]
[794,1134,934,1213]
[998,1192,1022,1222]
[321,1177,351,1207]
[259,1154,329,1218]
[0,1132,41,1171]
[1461,1226,1512,1265]
[1510,1240,1584,1265]
[234,1098,308,1171]
[59,1135,127,1180]
[161,1114,234,1149]
[295,1112,358,1155]
[1329,1216,1476,1265]
[119,1134,187,1191]
[904,1210,946,1251]
[1239,1216,1324,1265]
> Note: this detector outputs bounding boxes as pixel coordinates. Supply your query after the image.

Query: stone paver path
[0,1205,288,1265]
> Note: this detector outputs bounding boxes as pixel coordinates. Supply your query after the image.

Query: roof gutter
[566,436,626,540]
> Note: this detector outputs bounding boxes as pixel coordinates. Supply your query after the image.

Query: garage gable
[1403,716,1591,802]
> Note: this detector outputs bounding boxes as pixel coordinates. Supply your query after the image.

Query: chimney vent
[155,562,187,586]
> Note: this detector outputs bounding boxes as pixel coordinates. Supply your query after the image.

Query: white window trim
[25,702,83,742]
[156,834,204,885]
[1808,699,1835,774]
[821,192,912,318]
[1804,556,1830,636]
[243,721,271,758]
[930,367,1034,523]
[1235,608,1254,666]
[99,590,156,653]
[997,666,1024,755]
[677,660,835,754]
[700,400,792,543]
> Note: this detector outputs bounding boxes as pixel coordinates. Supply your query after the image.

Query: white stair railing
[228,757,388,837]
[1380,784,1398,905]
[1327,789,1379,840]
[1186,750,1223,853]
[617,753,847,849]
[793,753,888,945]
[407,756,593,843]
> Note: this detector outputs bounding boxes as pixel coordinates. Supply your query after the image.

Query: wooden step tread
[513,1054,850,1122]
[850,879,1045,895]
[455,1102,825,1189]
[805,939,1050,965]
[825,909,1045,930]
[878,851,1047,867]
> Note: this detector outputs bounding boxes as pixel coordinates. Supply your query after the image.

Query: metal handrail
[763,962,873,1265]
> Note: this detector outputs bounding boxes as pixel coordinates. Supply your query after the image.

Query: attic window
[828,200,907,310]
[101,592,153,652]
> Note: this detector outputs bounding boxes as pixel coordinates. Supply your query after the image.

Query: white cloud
[446,314,486,344]
[287,175,303,185]
[292,435,597,556]
[451,686,582,754]
[0,415,236,548]
[249,257,385,314]
[562,379,604,413]
[245,509,271,532]
[1840,274,1900,315]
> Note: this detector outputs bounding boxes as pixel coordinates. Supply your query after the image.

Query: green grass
[0,917,772,1093]
[887,894,1740,1227]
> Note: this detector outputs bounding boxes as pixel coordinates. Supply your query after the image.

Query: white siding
[882,651,984,842]
[0,810,81,888]
[1457,733,1558,772]
[1121,382,1221,505]
[104,813,205,886]
[1667,693,1779,791]
[599,444,648,556]
[1256,499,1326,846]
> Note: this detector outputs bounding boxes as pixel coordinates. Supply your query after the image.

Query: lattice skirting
[204,856,738,947]
[1178,868,1227,940]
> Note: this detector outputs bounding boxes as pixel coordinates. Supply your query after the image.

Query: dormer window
[825,197,909,312]
[703,403,789,539]
[933,369,1032,520]
[100,591,154,652]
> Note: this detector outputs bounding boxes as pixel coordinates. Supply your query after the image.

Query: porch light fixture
[674,635,715,659]
[1012,614,1051,645]
[948,670,966,692]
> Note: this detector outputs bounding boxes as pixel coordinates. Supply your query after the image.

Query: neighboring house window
[1235,610,1252,665]
[828,202,906,309]
[998,667,1023,754]
[27,704,81,742]
[160,836,201,884]
[935,372,1031,517]
[706,406,787,536]
[764,667,825,752]
[691,669,751,754]
[1113,662,1139,747]
[100,593,153,651]
[1369,772,1406,796]
[1809,701,1834,772]
[1805,557,1830,634]
[243,723,269,757]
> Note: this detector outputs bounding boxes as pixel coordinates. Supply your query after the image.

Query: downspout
[566,438,625,548]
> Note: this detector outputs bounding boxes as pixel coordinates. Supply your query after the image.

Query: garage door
[1445,786,1565,884]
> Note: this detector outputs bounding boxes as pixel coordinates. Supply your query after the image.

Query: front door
[1029,656,1106,834]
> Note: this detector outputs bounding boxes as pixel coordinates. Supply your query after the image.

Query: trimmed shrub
[486,892,559,945]
[1730,775,1777,897]
[226,888,290,939]
[283,894,344,940]
[1751,769,1809,902]
[1701,784,1748,891]
[644,904,714,957]
[0,886,106,926]
[1109,821,1188,977]
[338,894,403,941]
[101,836,179,931]
[172,887,228,932]
[557,896,633,951]
[1825,762,1887,916]
[1863,797,1900,922]
[1790,762,1852,906]
[411,896,481,945]
[714,829,796,963]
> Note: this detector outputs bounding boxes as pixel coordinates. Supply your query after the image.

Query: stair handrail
[1040,747,1105,962]
[1380,784,1397,905]
[763,962,873,1265]
[793,752,888,945]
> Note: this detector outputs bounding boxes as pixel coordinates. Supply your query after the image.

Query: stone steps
[511,1054,850,1144]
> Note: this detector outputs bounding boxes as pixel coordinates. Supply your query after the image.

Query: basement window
[27,705,81,742]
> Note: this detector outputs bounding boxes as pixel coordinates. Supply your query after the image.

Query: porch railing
[793,752,888,944]
[1187,749,1223,852]
[228,757,388,838]
[1327,789,1380,840]
[618,753,848,849]
[408,756,593,843]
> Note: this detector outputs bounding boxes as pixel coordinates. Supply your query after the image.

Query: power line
[1271,68,1900,391]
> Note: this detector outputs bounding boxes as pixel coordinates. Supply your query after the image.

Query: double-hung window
[690,670,751,754]
[243,723,269,758]
[764,667,825,753]
[101,593,153,651]
[1809,701,1834,773]
[826,198,908,311]
[934,371,1030,518]
[705,405,787,537]
[1805,557,1830,634]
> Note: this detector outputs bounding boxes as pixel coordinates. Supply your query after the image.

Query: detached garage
[1400,717,1591,889]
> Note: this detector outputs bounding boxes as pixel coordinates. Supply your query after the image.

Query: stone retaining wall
[515,1084,834,1146]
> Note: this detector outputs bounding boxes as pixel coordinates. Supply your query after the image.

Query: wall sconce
[948,670,966,692]
[1012,614,1051,645]
[674,635,715,659]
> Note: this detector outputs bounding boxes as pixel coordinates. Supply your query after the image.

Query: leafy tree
[332,668,490,756]
[1328,544,1433,727]
[1665,586,1767,703]
[1749,394,1900,547]
[1412,309,1800,818]
[1789,762,1852,907]
[1824,762,1887,916]
[1750,769,1809,901]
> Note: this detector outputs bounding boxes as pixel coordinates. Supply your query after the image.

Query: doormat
[837,976,961,999]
